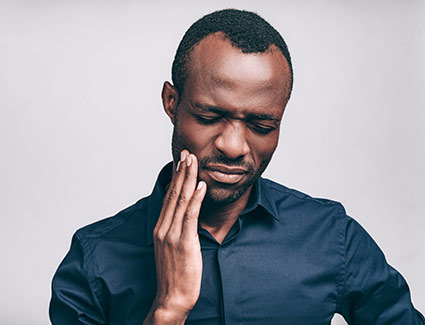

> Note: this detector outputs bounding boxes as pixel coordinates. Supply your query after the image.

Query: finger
[168,153,199,234]
[181,180,207,239]
[155,150,188,233]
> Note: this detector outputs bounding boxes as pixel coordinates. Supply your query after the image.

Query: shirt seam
[76,231,108,321]
[335,204,347,314]
[263,179,340,207]
[78,200,147,241]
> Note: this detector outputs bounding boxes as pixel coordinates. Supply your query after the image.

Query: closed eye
[194,112,277,134]
[195,115,221,124]
[249,123,277,135]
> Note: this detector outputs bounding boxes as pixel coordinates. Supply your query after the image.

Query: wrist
[144,301,191,325]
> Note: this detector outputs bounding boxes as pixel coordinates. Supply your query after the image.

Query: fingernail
[197,181,205,190]
[180,151,187,162]
[186,155,192,167]
[176,161,181,171]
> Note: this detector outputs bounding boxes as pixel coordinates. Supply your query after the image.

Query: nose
[214,121,250,160]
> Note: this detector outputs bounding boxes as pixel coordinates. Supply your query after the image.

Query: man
[50,9,424,324]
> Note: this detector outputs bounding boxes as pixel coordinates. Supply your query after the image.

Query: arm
[144,150,206,324]
[337,214,424,324]
[49,233,106,325]
[50,150,204,324]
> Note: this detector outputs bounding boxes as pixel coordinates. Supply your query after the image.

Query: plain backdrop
[1,0,424,324]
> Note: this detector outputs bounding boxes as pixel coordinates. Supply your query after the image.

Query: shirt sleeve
[49,233,107,325]
[336,214,424,324]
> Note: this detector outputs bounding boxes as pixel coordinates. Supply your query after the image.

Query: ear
[161,81,179,124]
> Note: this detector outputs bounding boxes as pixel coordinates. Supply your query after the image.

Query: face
[163,33,291,206]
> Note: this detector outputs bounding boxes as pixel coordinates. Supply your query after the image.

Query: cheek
[250,130,279,151]
[177,119,217,155]
[250,132,279,163]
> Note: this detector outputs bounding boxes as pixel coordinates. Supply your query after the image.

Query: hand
[144,150,207,324]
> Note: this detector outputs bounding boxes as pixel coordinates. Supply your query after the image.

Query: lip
[205,164,248,174]
[204,165,247,184]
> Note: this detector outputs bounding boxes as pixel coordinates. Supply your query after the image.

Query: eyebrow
[192,103,281,123]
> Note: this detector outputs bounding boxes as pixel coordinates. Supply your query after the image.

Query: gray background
[1,0,424,324]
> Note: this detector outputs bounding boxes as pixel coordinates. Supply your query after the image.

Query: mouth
[204,164,248,184]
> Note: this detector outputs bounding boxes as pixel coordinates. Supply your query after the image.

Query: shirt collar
[146,162,280,245]
[241,177,281,222]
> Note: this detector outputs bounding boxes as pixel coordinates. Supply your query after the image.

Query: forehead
[184,33,291,115]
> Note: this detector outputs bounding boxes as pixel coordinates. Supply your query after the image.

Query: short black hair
[171,9,293,100]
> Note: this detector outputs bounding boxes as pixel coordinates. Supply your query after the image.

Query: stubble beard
[171,124,272,207]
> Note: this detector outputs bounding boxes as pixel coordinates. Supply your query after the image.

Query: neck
[198,186,252,244]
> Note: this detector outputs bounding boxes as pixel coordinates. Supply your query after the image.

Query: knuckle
[185,169,192,179]
[183,209,193,220]
[177,194,187,205]
[167,188,178,201]
[154,230,166,242]
[165,232,179,246]
[180,242,192,253]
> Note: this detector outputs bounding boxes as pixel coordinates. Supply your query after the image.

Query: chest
[190,237,339,324]
[99,233,340,325]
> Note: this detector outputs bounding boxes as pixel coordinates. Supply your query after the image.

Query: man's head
[162,9,293,206]
[171,9,293,101]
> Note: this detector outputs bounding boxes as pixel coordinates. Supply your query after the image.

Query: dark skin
[144,33,291,324]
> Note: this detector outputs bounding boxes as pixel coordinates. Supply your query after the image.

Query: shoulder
[260,177,346,214]
[75,196,149,241]
[258,177,351,241]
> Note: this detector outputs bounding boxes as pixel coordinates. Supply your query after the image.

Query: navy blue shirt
[50,163,424,324]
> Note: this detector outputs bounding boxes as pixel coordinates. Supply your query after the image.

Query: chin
[203,183,250,206]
